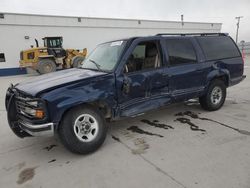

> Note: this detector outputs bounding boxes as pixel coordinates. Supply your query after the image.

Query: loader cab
[43,37,63,48]
[43,37,66,58]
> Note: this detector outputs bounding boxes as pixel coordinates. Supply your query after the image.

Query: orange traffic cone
[242,49,245,64]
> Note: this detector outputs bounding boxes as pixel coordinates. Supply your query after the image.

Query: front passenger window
[124,41,161,73]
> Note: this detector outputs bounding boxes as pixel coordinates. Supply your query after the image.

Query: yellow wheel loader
[19,37,87,74]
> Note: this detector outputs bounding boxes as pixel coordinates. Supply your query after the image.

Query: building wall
[0,13,222,75]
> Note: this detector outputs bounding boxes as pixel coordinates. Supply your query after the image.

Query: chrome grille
[14,92,43,120]
[15,96,35,119]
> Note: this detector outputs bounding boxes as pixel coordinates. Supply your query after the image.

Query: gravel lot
[0,56,250,188]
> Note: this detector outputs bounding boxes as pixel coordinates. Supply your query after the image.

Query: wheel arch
[206,69,230,88]
[54,100,112,130]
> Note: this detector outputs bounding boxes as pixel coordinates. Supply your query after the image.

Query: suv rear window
[196,36,241,61]
[165,39,197,66]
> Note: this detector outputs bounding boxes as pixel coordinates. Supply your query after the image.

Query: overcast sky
[1,0,249,41]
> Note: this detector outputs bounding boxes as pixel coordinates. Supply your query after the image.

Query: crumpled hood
[15,68,107,96]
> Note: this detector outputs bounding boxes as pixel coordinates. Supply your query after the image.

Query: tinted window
[196,36,241,61]
[165,39,197,66]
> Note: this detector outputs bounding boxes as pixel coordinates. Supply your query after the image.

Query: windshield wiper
[89,59,102,71]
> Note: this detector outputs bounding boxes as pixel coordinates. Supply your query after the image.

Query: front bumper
[6,86,54,138]
[18,121,54,137]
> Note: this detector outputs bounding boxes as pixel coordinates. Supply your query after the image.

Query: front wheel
[199,79,226,111]
[58,106,107,154]
[37,59,56,74]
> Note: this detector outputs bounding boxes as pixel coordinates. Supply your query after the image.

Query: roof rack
[156,33,228,37]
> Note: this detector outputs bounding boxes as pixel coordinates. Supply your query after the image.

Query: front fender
[41,74,116,125]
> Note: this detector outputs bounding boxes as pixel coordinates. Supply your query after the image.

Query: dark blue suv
[6,33,245,154]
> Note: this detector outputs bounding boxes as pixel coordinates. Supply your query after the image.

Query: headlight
[20,107,45,119]
[23,107,36,115]
[16,97,46,119]
[26,101,38,107]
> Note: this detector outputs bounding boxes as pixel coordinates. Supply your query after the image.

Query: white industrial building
[0,12,222,76]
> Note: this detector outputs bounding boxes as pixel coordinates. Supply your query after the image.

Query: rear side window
[196,36,241,61]
[165,39,197,66]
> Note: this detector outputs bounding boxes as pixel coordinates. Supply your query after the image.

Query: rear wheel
[58,106,107,154]
[72,56,85,68]
[37,59,56,74]
[199,79,226,111]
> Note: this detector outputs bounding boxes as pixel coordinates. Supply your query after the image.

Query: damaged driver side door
[116,39,168,117]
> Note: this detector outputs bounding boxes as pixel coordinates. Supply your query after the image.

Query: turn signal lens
[35,110,44,118]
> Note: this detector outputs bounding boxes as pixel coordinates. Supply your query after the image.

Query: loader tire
[37,59,56,74]
[72,56,84,68]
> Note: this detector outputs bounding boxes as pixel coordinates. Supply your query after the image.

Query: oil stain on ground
[111,135,121,142]
[17,167,37,184]
[175,111,250,136]
[141,119,174,129]
[131,138,150,155]
[127,126,163,138]
[43,144,57,151]
[120,130,134,140]
[175,117,206,132]
[48,159,56,163]
[111,135,150,155]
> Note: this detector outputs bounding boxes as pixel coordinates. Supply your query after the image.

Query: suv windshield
[81,40,127,72]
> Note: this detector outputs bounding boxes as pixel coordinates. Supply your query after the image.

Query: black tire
[58,106,107,154]
[72,56,84,68]
[37,59,56,74]
[199,79,226,111]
